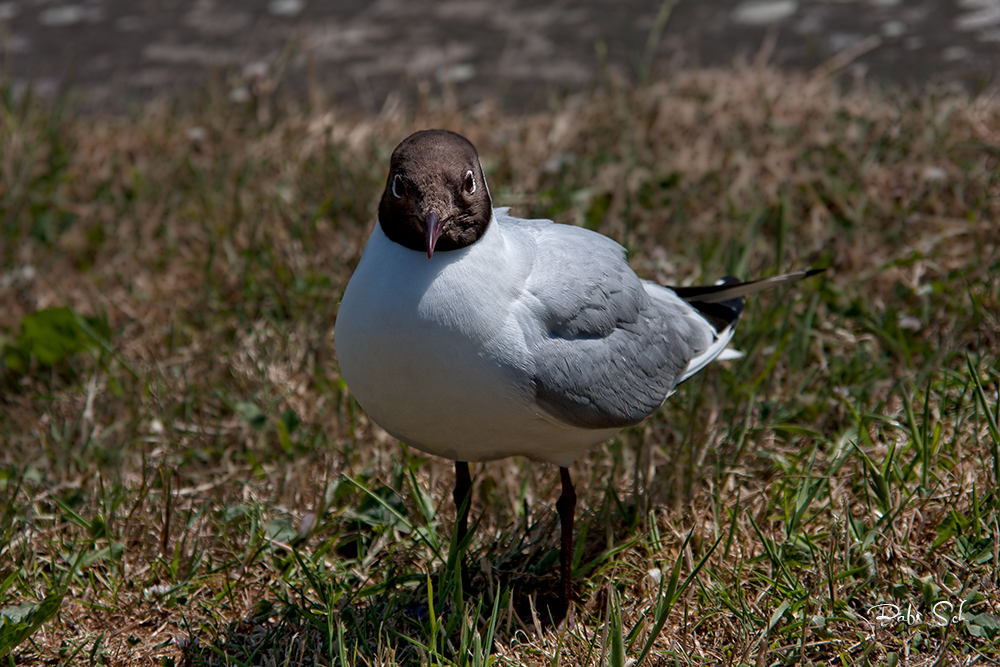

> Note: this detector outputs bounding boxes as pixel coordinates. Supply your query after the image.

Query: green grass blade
[967,354,1000,484]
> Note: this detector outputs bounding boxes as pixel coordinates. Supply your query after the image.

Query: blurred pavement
[1,0,997,111]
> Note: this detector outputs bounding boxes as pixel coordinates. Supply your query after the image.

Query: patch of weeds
[1,306,112,379]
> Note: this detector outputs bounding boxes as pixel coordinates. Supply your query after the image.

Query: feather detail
[670,268,826,304]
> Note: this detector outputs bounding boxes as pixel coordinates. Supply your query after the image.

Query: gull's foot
[526,592,575,630]
[557,601,576,632]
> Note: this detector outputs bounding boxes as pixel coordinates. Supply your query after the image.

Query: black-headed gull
[334,129,820,615]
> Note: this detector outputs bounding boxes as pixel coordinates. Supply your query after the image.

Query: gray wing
[512,215,715,430]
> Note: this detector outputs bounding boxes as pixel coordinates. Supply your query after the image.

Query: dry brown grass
[1,64,999,665]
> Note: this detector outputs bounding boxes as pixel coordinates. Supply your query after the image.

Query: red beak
[425,211,442,258]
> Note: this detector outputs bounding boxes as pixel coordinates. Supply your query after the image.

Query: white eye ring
[464,170,475,194]
[392,174,403,198]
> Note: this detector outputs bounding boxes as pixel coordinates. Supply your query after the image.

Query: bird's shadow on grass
[177,494,648,666]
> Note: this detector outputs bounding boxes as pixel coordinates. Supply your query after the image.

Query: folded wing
[516,219,721,430]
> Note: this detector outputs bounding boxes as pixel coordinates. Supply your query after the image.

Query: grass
[1,62,999,666]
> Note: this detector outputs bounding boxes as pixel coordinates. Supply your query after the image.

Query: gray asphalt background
[1,0,997,111]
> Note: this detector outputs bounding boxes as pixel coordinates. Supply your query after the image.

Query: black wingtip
[669,268,826,305]
[689,300,744,333]
[688,275,744,333]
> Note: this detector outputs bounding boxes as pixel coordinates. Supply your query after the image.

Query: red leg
[453,461,472,542]
[555,466,576,612]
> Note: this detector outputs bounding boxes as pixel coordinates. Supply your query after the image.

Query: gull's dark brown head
[378,129,493,258]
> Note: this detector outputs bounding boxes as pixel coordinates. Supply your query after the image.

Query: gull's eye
[392,174,403,198]
[463,170,475,195]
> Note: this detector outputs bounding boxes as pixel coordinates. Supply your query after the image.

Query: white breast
[334,220,616,466]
